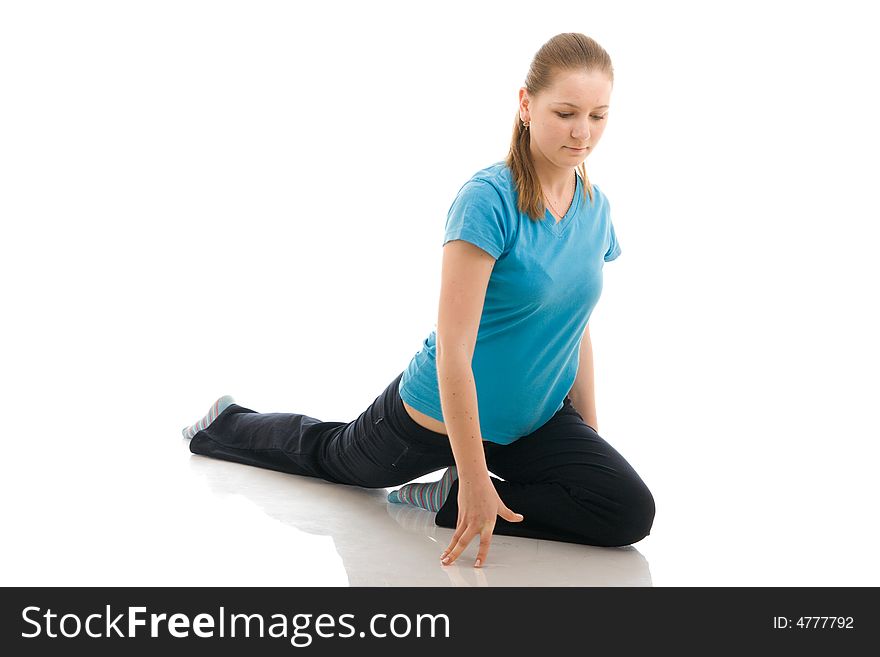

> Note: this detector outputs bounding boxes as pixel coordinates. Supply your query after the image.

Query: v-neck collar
[540,172,582,237]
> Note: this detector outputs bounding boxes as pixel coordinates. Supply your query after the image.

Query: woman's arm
[436,240,525,568]
[567,324,599,431]
[437,353,491,481]
[436,240,497,483]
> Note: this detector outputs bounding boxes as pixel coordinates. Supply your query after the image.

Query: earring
[522,120,530,129]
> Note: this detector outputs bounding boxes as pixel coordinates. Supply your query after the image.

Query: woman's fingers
[442,528,462,553]
[473,527,494,568]
[442,522,496,567]
[441,528,477,565]
[441,524,466,560]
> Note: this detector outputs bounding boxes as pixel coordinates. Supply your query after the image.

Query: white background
[1,0,878,586]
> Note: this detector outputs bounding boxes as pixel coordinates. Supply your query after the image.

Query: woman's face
[520,69,613,170]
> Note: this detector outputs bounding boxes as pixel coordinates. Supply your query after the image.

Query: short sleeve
[442,179,508,259]
[604,220,622,262]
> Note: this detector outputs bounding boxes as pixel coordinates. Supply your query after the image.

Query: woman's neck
[531,155,577,199]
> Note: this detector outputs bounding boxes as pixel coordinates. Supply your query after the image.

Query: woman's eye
[556,112,606,121]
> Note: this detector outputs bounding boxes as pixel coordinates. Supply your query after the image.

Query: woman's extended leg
[433,397,656,547]
[187,371,453,488]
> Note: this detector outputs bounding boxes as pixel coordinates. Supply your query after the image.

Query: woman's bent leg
[189,371,453,488]
[434,397,656,547]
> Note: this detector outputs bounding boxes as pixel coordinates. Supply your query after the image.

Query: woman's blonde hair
[506,33,614,221]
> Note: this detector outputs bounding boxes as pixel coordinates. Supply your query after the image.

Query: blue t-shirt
[399,160,621,445]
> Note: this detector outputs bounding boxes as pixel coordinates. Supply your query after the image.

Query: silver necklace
[543,173,575,220]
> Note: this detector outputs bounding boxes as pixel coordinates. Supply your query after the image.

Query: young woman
[182,33,655,569]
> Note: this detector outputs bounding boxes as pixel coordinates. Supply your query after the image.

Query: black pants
[189,370,655,547]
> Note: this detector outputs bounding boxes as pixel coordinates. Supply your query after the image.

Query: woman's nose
[572,124,590,140]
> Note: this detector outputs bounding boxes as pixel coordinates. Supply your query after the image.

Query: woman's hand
[439,475,524,568]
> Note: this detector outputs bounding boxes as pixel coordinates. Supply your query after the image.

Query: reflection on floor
[182,451,653,587]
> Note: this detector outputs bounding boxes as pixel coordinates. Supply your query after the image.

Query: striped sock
[387,466,458,512]
[181,395,237,440]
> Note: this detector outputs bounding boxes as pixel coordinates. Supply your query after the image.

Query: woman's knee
[567,476,656,547]
[611,480,655,546]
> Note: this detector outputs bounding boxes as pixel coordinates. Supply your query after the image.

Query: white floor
[2,399,876,587]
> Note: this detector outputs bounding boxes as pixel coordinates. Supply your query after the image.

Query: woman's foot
[387,466,458,512]
[181,395,236,439]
